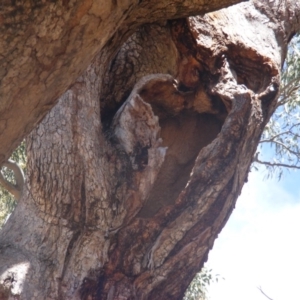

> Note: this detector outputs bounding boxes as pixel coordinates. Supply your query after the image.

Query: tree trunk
[0,1,299,299]
[0,0,243,165]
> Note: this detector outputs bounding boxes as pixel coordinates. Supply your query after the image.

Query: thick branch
[253,0,300,41]
[101,57,267,298]
[0,0,244,166]
[0,160,24,201]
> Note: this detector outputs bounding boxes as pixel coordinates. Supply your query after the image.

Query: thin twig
[260,139,300,158]
[257,286,274,300]
[254,157,300,169]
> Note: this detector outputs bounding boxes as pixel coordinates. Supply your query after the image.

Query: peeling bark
[0,0,299,299]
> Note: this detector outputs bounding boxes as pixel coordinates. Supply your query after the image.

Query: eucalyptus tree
[0,0,300,299]
[255,34,300,177]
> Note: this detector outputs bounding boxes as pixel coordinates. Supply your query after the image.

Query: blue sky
[207,167,300,300]
[205,34,300,299]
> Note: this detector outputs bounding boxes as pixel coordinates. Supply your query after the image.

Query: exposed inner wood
[138,112,223,217]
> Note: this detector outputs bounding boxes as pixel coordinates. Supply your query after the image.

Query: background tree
[0,143,26,227]
[254,33,300,178]
[183,268,220,300]
[0,1,300,299]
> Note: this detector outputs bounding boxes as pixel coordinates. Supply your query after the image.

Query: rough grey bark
[0,0,244,165]
[0,0,300,299]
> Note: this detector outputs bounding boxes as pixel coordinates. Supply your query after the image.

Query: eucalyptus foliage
[183,267,220,300]
[0,141,26,227]
[254,33,300,178]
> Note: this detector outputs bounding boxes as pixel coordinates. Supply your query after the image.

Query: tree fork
[0,0,245,166]
[0,1,300,299]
